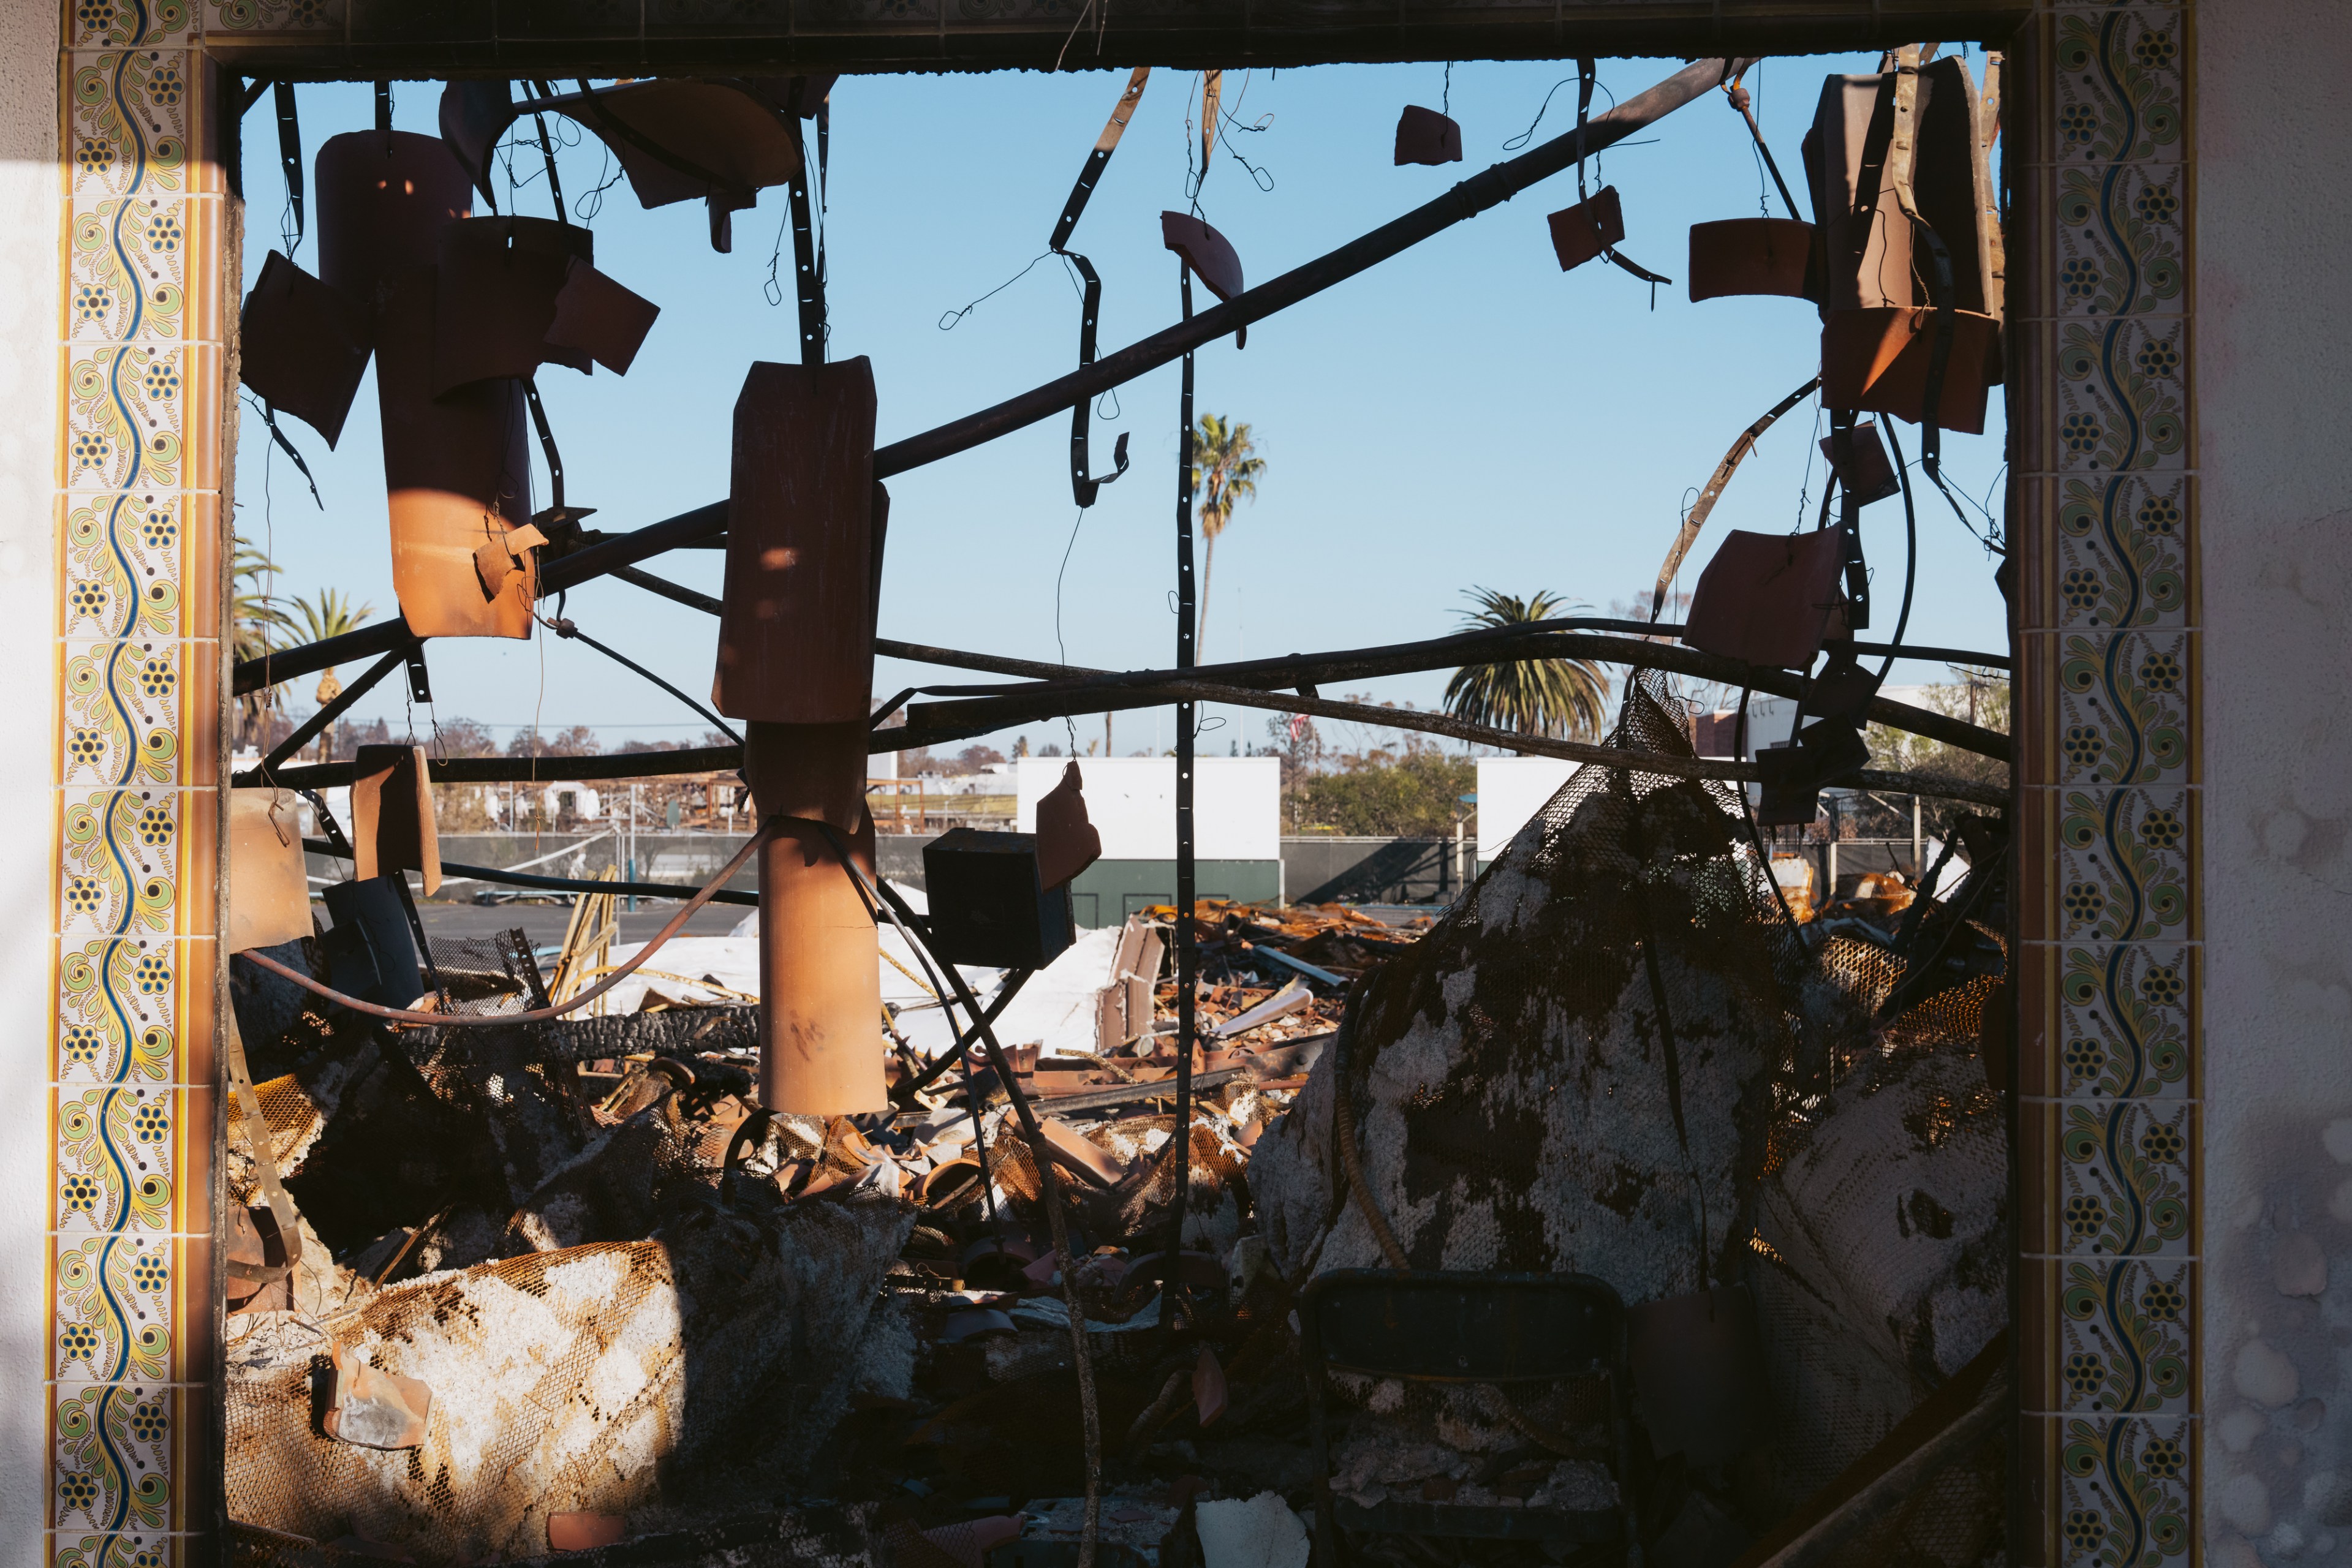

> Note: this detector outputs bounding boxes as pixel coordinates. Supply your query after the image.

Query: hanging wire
[937,250,1056,329]
[1503,72,1614,151]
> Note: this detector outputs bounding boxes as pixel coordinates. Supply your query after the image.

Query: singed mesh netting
[1250,673,2008,1567]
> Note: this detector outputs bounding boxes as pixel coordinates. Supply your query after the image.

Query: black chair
[1301,1270,1643,1567]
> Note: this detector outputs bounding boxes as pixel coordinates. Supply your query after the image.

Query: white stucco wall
[2197,6,2352,1561]
[0,0,58,1550]
[1015,756,1281,861]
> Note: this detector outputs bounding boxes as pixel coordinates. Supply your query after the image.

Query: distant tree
[1191,413,1265,661]
[1443,587,1612,741]
[955,744,1006,774]
[1296,747,1475,837]
[508,725,602,758]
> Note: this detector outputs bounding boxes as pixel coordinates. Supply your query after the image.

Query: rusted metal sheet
[1393,105,1462,165]
[1686,216,1814,301]
[229,786,314,953]
[431,214,594,394]
[375,265,538,640]
[238,250,372,447]
[314,129,473,308]
[758,818,887,1115]
[714,358,879,723]
[350,743,442,897]
[545,254,662,375]
[1682,528,1845,670]
[1034,759,1103,891]
[1545,184,1624,272]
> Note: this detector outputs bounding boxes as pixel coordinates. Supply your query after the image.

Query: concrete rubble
[223,693,2006,1568]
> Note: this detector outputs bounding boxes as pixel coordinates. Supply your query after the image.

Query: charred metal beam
[205,4,2024,78]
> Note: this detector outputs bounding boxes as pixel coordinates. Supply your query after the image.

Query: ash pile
[222,677,2007,1568]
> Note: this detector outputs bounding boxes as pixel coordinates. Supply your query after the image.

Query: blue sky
[234,52,2008,761]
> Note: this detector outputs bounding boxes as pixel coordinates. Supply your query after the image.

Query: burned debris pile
[223,677,2007,1568]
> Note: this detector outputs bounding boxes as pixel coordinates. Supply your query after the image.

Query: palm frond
[1441,586,1613,741]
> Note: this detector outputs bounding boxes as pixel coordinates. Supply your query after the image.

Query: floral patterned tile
[51,1232,178,1387]
[55,932,181,1087]
[67,190,217,345]
[2057,785,2192,943]
[52,1082,183,1235]
[205,0,346,32]
[2053,315,2189,476]
[63,342,208,495]
[2058,1257,2195,1418]
[67,50,199,209]
[2055,472,2193,631]
[2057,1413,2194,1568]
[57,785,183,941]
[67,0,197,47]
[60,489,207,643]
[2058,940,2196,1101]
[2052,9,2188,169]
[2056,162,2186,320]
[2057,1096,2195,1259]
[50,1381,179,1536]
[2055,627,2193,787]
[60,638,189,790]
[48,1529,184,1568]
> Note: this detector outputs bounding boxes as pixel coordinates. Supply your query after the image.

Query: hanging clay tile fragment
[1546,185,1625,272]
[229,786,314,953]
[1159,211,1244,303]
[431,215,594,395]
[473,522,548,603]
[1820,305,2002,434]
[1682,528,1846,670]
[314,129,474,309]
[238,251,372,447]
[1034,760,1103,891]
[1687,217,1815,302]
[572,78,803,250]
[1392,105,1462,166]
[351,743,442,897]
[714,358,878,724]
[1817,420,1901,505]
[544,255,662,375]
[760,817,888,1115]
[376,265,537,640]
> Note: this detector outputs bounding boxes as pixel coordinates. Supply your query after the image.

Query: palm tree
[1443,587,1613,741]
[1191,413,1265,661]
[289,587,377,705]
[232,541,293,746]
[290,587,376,760]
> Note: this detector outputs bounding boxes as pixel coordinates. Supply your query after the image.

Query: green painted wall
[1065,859,1282,927]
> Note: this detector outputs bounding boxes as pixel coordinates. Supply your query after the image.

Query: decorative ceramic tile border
[2021,5,2198,1566]
[51,1,224,1562]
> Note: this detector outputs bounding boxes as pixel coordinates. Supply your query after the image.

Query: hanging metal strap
[1055,67,1150,508]
[272,81,304,252]
[224,1006,306,1289]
